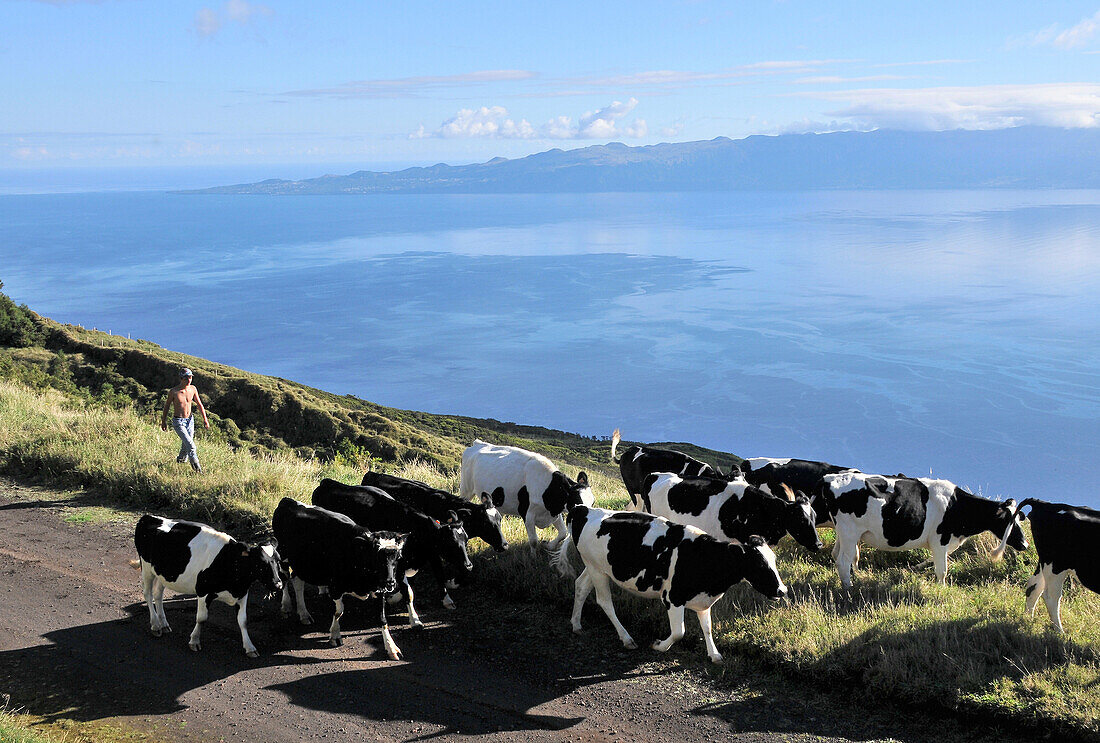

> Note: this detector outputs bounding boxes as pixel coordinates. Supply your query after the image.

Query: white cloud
[413,99,650,140]
[193,0,272,37]
[804,83,1100,130]
[1019,11,1100,49]
[1054,10,1100,48]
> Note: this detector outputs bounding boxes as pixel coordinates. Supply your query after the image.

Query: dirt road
[0,480,1042,743]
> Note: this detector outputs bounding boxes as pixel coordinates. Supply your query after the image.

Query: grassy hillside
[2,289,1099,738]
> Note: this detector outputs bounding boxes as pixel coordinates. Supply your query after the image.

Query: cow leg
[292,576,313,625]
[1042,567,1071,633]
[140,563,163,636]
[379,597,402,661]
[524,514,540,548]
[590,572,637,650]
[328,596,345,647]
[695,607,723,664]
[236,594,259,658]
[652,602,686,655]
[932,545,950,585]
[547,515,568,551]
[188,595,208,652]
[1025,564,1048,616]
[280,579,294,618]
[404,578,423,629]
[571,568,594,634]
[152,579,171,633]
[834,535,859,589]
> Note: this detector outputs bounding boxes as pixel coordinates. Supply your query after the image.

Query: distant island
[183,127,1100,194]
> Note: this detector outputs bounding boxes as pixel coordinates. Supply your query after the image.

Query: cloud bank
[808,83,1100,130]
[412,99,648,140]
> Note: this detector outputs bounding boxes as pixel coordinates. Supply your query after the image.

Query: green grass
[0,709,62,743]
[3,311,1100,736]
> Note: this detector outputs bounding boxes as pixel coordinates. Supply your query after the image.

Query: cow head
[471,494,509,551]
[547,471,595,515]
[354,532,407,596]
[990,499,1029,560]
[247,538,283,595]
[433,512,474,579]
[784,493,823,551]
[740,535,788,600]
[569,471,595,509]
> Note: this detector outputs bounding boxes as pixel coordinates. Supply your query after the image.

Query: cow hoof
[150,627,163,637]
[709,654,724,664]
[410,620,424,630]
[443,597,456,610]
[624,639,638,650]
[329,637,342,647]
[246,649,259,659]
[571,624,583,636]
[299,616,313,626]
[387,649,402,661]
[189,642,201,652]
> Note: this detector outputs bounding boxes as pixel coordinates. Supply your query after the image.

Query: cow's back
[461,440,554,509]
[272,497,365,586]
[1030,501,1100,592]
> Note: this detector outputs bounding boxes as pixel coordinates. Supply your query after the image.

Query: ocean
[2,188,1098,505]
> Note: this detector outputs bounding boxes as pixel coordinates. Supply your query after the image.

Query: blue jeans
[171,416,200,468]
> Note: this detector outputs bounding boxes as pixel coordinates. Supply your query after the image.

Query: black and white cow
[638,472,823,552]
[554,506,786,663]
[362,471,508,553]
[313,478,472,622]
[1017,498,1100,633]
[133,514,282,658]
[824,472,1028,589]
[271,497,407,658]
[739,457,858,526]
[611,428,721,507]
[460,439,594,548]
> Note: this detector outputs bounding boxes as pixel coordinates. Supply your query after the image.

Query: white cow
[460,439,594,548]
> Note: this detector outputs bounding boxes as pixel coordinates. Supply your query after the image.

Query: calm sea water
[2,189,1098,506]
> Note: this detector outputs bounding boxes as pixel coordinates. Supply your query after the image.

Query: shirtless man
[160,368,209,473]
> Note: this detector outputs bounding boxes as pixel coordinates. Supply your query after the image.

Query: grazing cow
[611,429,721,507]
[554,506,786,663]
[1017,498,1100,633]
[313,478,473,622]
[133,514,282,658]
[638,472,822,552]
[460,440,594,548]
[362,471,508,553]
[739,457,858,526]
[824,472,1027,589]
[271,497,407,658]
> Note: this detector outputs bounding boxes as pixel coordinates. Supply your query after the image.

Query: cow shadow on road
[0,596,335,725]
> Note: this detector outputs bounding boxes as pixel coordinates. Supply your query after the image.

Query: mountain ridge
[181,127,1100,194]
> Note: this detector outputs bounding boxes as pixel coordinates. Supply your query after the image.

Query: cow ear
[576,471,589,487]
[267,537,278,550]
[480,492,492,507]
[795,490,810,504]
[746,535,766,548]
[739,460,752,473]
[456,507,473,521]
[446,510,460,524]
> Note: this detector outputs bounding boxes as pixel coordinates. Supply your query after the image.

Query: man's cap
[179,368,193,378]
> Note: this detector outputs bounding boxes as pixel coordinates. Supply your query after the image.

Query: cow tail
[610,428,621,464]
[552,534,577,578]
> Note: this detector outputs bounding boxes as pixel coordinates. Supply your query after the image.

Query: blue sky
[3,1,1100,172]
